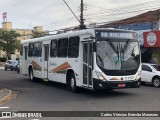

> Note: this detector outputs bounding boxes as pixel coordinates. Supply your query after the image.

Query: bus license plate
[118,83,126,87]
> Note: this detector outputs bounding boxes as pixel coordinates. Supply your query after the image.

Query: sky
[0,0,160,31]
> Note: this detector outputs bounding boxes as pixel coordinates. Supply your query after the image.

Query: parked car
[141,63,160,87]
[15,61,20,73]
[5,60,18,71]
[5,60,12,70]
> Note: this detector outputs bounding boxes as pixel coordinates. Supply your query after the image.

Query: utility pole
[80,0,86,29]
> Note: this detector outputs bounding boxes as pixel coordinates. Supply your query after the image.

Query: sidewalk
[0,66,13,104]
[0,87,12,105]
[0,66,4,70]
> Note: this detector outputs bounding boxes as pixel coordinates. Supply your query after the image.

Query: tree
[32,31,48,38]
[0,30,20,60]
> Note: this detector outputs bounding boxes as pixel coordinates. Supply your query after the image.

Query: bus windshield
[96,39,140,70]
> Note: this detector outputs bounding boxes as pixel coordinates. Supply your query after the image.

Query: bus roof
[21,28,135,44]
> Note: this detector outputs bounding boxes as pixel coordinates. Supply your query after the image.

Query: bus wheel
[29,69,35,82]
[69,73,78,93]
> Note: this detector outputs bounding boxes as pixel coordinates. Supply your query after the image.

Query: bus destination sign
[101,32,134,39]
[95,30,136,39]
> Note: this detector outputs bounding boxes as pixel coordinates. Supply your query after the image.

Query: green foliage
[0,57,6,62]
[16,58,19,61]
[32,31,48,38]
[0,29,20,59]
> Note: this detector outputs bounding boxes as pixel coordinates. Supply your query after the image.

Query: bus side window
[50,40,57,57]
[68,36,79,58]
[28,43,34,57]
[34,42,42,57]
[57,38,68,58]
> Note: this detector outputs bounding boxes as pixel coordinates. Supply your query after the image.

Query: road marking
[0,107,10,109]
[29,119,39,120]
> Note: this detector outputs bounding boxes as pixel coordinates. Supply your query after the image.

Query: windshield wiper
[122,40,129,52]
[108,40,118,54]
[121,44,124,61]
[121,40,130,60]
[107,40,120,68]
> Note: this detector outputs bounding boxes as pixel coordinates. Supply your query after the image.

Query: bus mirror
[93,42,96,52]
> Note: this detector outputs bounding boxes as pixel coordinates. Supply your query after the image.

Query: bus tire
[69,73,78,93]
[29,69,35,82]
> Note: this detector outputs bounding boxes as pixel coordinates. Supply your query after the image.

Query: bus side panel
[48,57,81,86]
[31,57,42,79]
[48,58,62,83]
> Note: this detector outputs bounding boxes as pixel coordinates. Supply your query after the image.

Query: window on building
[34,42,42,57]
[68,36,79,58]
[57,38,68,57]
[28,43,34,57]
[50,40,57,57]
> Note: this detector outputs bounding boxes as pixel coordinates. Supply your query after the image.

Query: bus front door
[83,42,93,88]
[43,45,49,79]
[23,46,28,75]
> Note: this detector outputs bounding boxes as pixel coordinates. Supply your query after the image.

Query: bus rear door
[42,44,49,80]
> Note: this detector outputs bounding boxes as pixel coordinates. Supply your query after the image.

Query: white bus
[20,28,141,92]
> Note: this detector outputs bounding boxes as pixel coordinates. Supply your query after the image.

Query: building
[100,9,160,64]
[0,22,47,59]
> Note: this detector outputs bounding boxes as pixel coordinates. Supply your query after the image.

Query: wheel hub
[71,78,74,88]
[30,71,33,80]
[154,79,160,87]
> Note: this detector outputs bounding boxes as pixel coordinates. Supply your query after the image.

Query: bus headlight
[95,71,106,81]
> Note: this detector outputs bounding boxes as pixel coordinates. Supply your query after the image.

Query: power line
[2,0,159,32]
[87,0,159,15]
[62,0,80,24]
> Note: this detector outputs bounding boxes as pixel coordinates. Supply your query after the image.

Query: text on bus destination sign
[101,32,134,39]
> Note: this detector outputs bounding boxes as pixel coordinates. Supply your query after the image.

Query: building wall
[15,29,33,40]
[14,29,33,58]
[157,48,160,64]
[0,50,6,58]
[33,26,43,32]
[2,22,12,30]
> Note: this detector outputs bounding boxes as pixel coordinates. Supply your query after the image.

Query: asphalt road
[0,69,160,120]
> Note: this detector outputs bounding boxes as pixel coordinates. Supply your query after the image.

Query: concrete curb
[0,66,4,70]
[0,88,13,105]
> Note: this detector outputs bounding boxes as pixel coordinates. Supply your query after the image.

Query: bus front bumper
[93,78,141,90]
